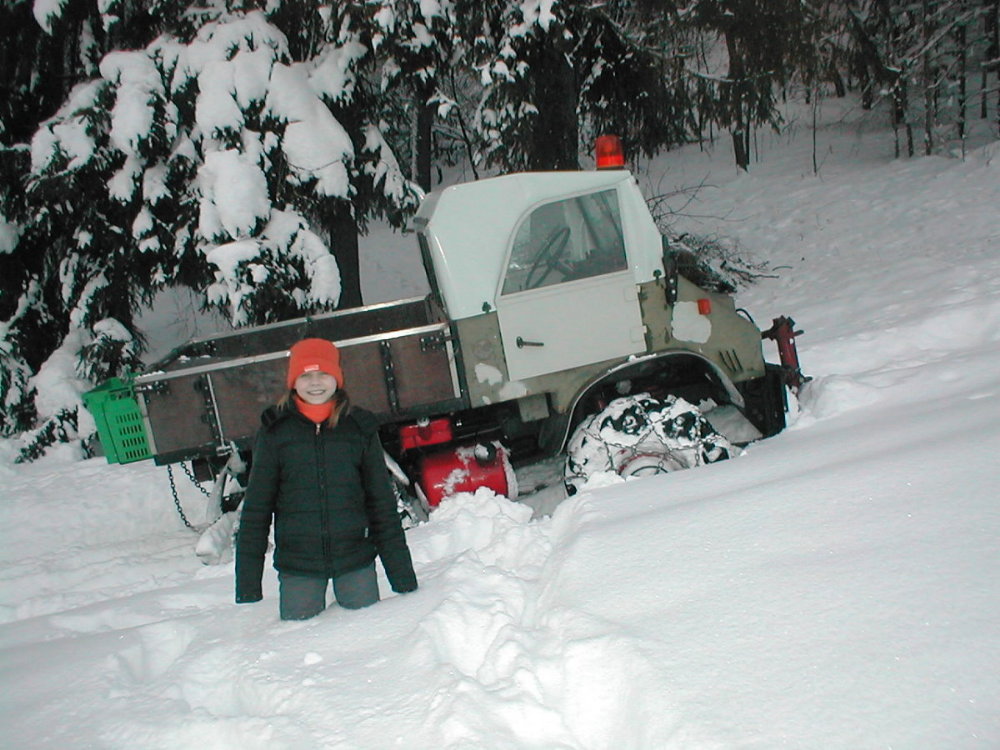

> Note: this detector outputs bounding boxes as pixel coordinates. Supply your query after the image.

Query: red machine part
[417,442,512,507]
[761,316,808,392]
[399,417,453,451]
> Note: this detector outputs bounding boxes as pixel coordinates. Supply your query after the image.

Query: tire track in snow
[2,467,688,748]
[92,603,321,748]
[406,489,685,748]
[0,534,204,623]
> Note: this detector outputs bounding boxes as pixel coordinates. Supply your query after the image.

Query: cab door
[495,188,646,381]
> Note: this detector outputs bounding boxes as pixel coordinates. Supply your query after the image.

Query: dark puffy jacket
[235,404,417,603]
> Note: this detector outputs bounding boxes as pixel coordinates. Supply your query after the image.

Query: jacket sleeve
[235,428,280,603]
[360,424,418,594]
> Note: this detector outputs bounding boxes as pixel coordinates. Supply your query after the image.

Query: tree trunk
[991,0,1000,135]
[957,1,967,143]
[831,66,847,98]
[414,86,434,192]
[921,0,933,156]
[725,32,749,171]
[329,205,362,309]
[890,74,910,157]
[860,68,875,110]
[829,48,847,98]
[812,88,820,175]
[981,67,989,121]
[528,44,578,171]
[729,130,747,169]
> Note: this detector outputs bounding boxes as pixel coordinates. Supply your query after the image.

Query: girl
[235,338,417,620]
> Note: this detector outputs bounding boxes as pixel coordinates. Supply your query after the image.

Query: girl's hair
[278,389,351,429]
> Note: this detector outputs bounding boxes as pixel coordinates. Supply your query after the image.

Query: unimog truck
[85,140,803,529]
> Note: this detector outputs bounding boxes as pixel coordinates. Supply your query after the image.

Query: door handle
[516,336,545,348]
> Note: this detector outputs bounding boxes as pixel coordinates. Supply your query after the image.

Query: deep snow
[2,97,999,749]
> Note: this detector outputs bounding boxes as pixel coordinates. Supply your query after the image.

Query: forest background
[1,0,998,461]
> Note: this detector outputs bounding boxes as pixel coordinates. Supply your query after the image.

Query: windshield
[502,189,627,295]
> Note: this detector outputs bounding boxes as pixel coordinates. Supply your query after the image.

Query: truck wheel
[564,393,734,494]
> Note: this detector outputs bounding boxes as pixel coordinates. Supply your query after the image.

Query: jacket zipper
[315,421,332,569]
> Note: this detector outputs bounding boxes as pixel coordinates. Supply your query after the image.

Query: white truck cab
[417,170,663,381]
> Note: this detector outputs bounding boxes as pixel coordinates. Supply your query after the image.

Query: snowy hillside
[2,98,999,749]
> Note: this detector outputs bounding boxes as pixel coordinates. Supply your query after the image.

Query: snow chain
[166,463,209,532]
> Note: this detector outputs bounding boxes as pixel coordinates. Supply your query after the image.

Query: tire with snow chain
[564,393,735,494]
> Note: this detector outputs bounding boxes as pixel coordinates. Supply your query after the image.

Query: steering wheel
[524,227,572,289]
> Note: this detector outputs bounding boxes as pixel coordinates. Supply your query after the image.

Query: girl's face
[294,370,338,404]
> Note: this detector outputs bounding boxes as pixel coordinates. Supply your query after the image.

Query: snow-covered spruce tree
[988,0,1000,134]
[262,0,422,309]
[467,0,698,173]
[469,0,583,170]
[574,1,695,158]
[680,0,811,170]
[3,1,419,460]
[12,58,170,460]
[0,0,198,452]
[366,0,468,191]
[843,0,994,157]
[0,146,36,438]
[1,0,132,440]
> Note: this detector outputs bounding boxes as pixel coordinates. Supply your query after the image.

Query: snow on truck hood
[417,170,664,320]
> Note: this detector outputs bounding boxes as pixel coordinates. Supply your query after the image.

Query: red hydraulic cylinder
[761,316,808,392]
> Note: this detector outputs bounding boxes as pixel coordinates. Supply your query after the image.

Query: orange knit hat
[286,338,343,389]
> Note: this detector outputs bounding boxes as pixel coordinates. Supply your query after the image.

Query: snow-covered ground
[2,97,999,748]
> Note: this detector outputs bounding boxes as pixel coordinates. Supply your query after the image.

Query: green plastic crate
[82,377,152,464]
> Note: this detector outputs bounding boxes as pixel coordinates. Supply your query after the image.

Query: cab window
[501,189,627,295]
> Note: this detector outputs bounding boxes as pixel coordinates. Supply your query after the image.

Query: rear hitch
[762,316,809,393]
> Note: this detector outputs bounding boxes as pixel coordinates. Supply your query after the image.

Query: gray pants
[278,562,379,621]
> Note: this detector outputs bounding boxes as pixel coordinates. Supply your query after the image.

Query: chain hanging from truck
[166,463,206,532]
